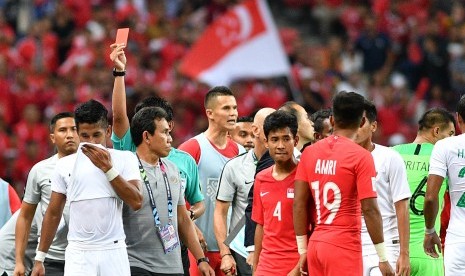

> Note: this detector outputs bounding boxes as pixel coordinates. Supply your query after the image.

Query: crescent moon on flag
[235,6,252,41]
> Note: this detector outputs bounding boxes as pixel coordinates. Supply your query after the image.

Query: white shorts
[444,242,465,276]
[64,243,130,276]
[362,245,398,276]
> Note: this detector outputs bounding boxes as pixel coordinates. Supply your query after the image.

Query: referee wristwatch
[197,257,209,266]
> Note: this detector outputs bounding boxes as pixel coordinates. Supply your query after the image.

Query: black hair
[237,116,253,123]
[263,110,298,138]
[310,108,332,134]
[362,99,377,123]
[130,107,169,146]
[49,112,74,132]
[418,108,456,131]
[204,86,234,109]
[332,91,365,129]
[74,100,108,130]
[134,96,174,122]
[457,95,465,123]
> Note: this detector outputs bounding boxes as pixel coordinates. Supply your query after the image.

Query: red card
[115,28,129,45]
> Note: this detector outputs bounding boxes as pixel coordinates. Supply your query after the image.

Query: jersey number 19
[311,181,341,224]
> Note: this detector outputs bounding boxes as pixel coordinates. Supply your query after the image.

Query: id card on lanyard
[137,155,179,253]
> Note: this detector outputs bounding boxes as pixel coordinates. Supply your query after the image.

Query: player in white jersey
[31,100,142,276]
[424,95,465,275]
[356,100,411,276]
[12,112,79,276]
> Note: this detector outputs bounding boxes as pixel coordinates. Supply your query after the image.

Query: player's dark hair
[49,112,74,132]
[332,91,365,129]
[74,100,108,130]
[279,101,299,119]
[418,108,455,131]
[237,116,253,123]
[310,108,332,134]
[134,96,173,122]
[362,99,377,123]
[263,110,298,138]
[131,107,169,146]
[204,86,234,109]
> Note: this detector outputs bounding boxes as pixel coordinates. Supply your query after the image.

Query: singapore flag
[179,0,290,86]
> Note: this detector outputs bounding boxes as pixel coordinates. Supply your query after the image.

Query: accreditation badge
[157,223,179,254]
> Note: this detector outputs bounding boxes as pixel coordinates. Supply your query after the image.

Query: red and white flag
[180,0,290,86]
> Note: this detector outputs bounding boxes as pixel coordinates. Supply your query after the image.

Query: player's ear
[371,121,377,133]
[329,115,335,127]
[359,116,366,128]
[294,135,299,147]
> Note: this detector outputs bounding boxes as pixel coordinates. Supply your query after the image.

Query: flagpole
[286,73,304,105]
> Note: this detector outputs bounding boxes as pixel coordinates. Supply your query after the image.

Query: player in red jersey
[252,110,300,276]
[293,91,394,276]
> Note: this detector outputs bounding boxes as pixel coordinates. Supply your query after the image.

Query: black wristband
[197,257,209,266]
[221,253,233,259]
[113,68,126,77]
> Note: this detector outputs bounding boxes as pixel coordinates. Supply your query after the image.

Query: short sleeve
[178,139,201,164]
[295,150,309,182]
[111,128,137,152]
[388,150,411,203]
[216,162,235,202]
[22,164,41,204]
[182,155,204,204]
[119,152,141,182]
[356,151,377,200]
[429,140,448,178]
[51,164,67,195]
[251,177,264,225]
[8,185,21,213]
[177,172,186,206]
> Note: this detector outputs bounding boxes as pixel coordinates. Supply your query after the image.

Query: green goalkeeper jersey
[393,143,447,259]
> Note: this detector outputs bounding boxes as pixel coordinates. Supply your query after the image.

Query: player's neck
[253,141,267,160]
[332,128,357,141]
[136,148,160,166]
[273,159,297,179]
[360,140,375,152]
[297,138,311,151]
[413,133,435,144]
[204,127,229,149]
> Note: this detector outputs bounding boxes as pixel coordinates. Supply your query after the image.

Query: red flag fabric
[180,0,290,86]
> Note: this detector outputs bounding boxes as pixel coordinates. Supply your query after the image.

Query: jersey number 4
[311,181,341,224]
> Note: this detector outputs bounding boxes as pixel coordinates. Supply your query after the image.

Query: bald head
[254,108,276,128]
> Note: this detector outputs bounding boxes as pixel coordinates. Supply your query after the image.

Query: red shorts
[189,250,224,276]
[307,240,362,276]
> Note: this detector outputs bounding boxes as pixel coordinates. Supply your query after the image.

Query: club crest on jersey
[287,188,294,198]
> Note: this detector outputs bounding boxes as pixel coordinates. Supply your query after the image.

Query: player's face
[436,122,455,141]
[146,118,172,158]
[314,118,333,141]
[207,95,238,131]
[295,105,315,143]
[266,127,298,164]
[50,117,79,156]
[78,122,110,147]
[230,122,254,151]
[355,116,376,144]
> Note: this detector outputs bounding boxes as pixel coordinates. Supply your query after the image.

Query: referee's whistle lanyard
[136,154,174,228]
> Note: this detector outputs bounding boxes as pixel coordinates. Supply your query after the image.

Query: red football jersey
[295,135,377,251]
[252,166,300,275]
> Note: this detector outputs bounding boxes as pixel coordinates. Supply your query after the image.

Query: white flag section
[180,0,290,86]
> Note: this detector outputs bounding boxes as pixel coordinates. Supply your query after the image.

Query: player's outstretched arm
[110,43,129,138]
[361,198,395,276]
[213,200,236,275]
[423,174,444,258]
[177,205,214,276]
[14,202,39,276]
[31,192,66,276]
[394,198,410,276]
[81,143,142,210]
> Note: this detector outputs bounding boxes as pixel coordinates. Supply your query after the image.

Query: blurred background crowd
[0,0,464,196]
